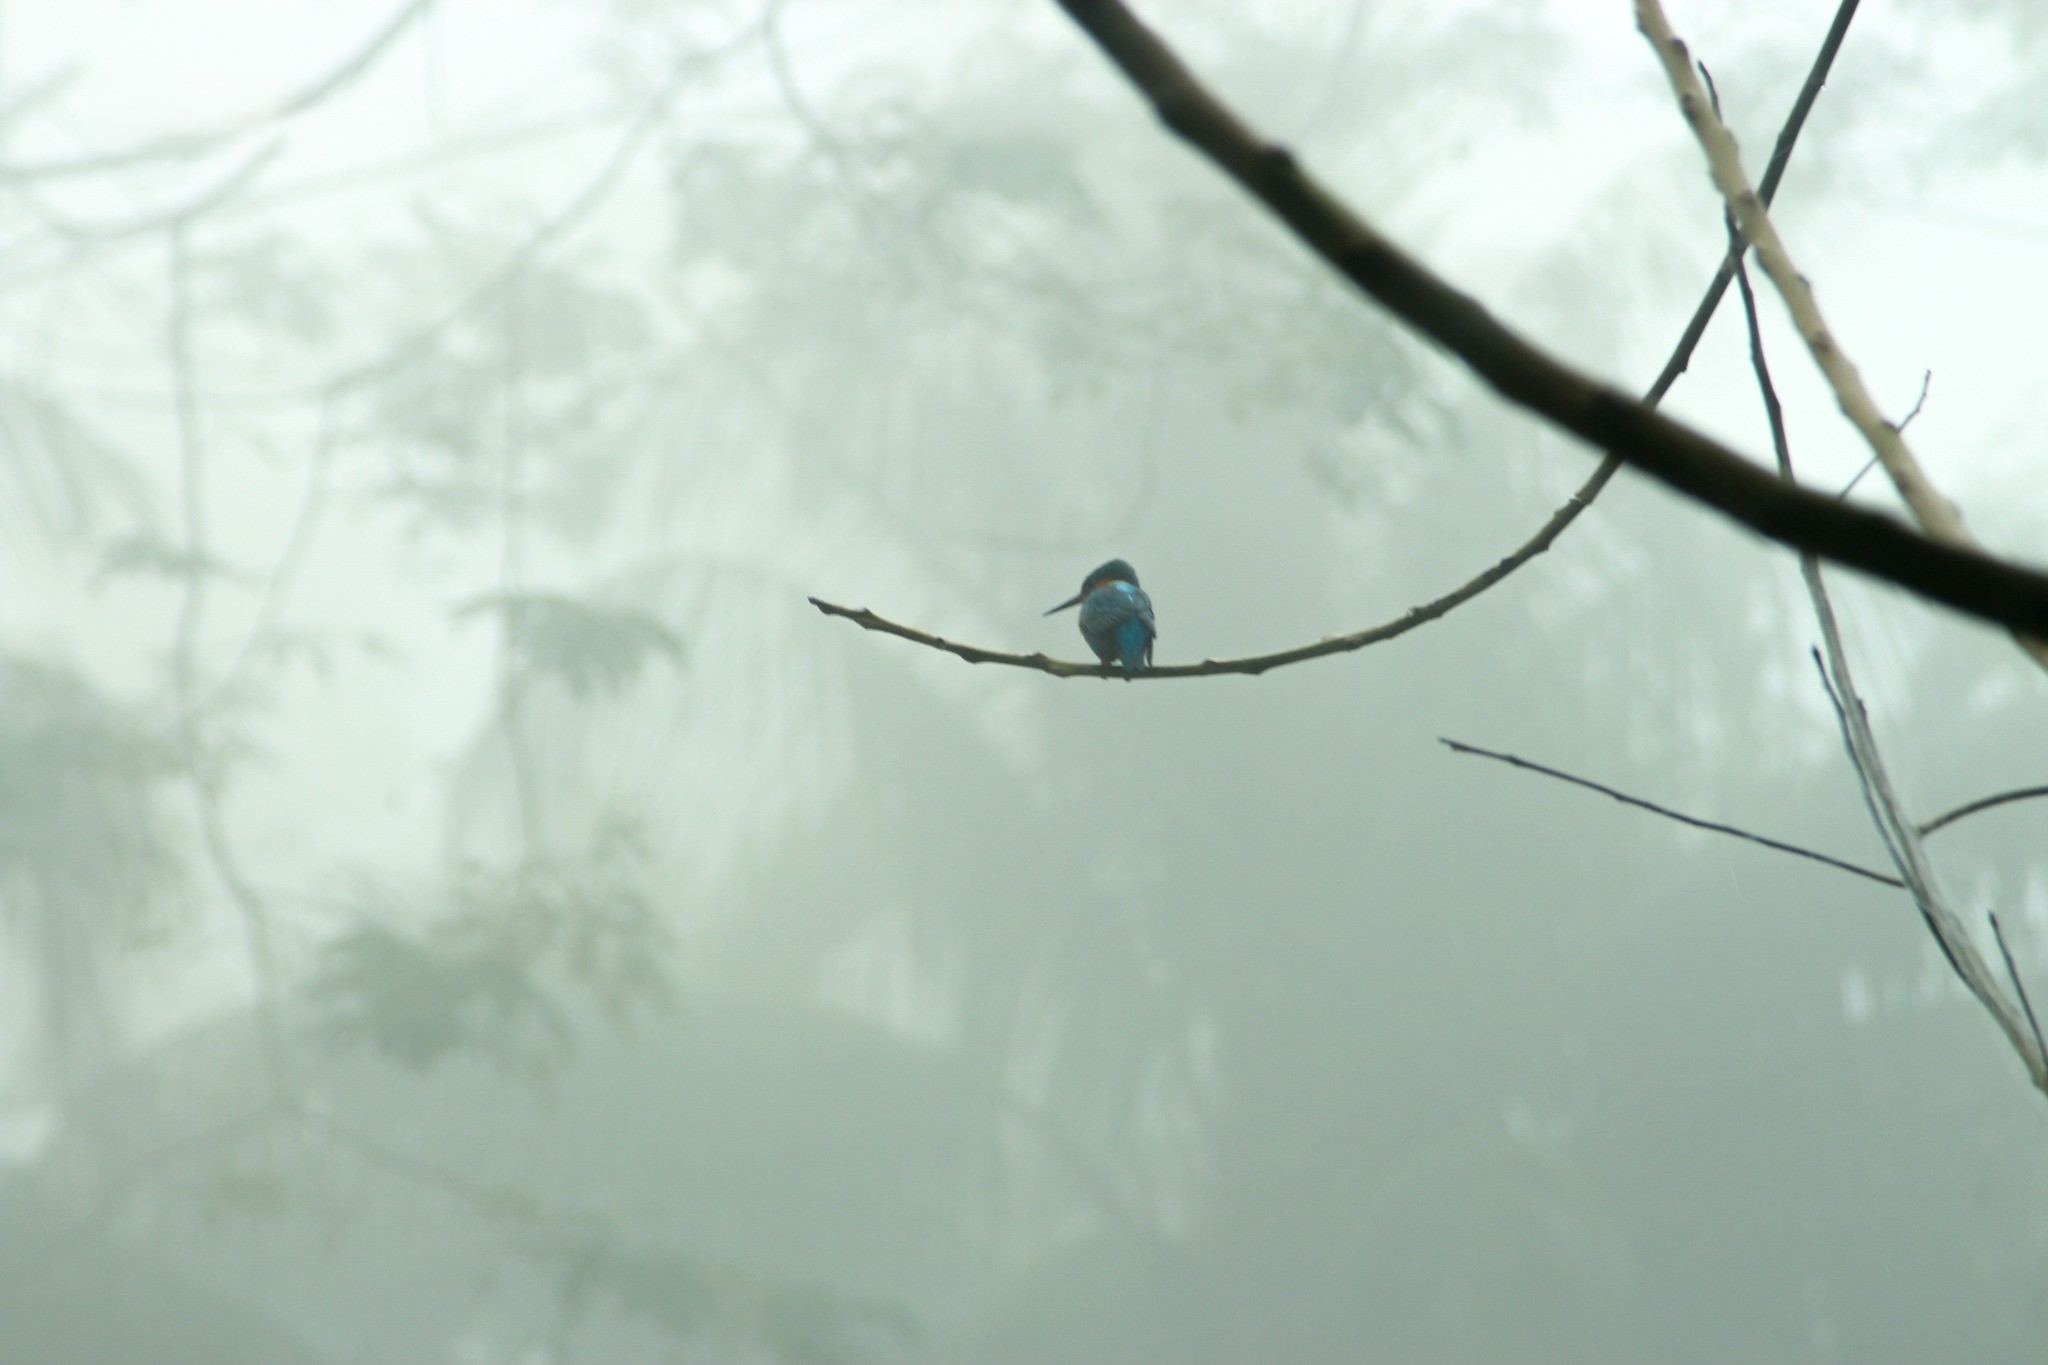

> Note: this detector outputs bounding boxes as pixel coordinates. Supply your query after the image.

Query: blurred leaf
[537,1227,918,1364]
[313,831,676,1072]
[0,377,150,552]
[198,231,337,344]
[0,654,179,909]
[94,532,252,588]
[459,590,684,699]
[310,920,572,1072]
[197,1165,293,1230]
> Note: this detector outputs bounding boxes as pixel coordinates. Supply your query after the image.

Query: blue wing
[1079,583,1156,674]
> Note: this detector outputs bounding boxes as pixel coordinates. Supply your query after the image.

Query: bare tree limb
[1438,738,1903,889]
[1639,0,2048,676]
[1023,2,2048,643]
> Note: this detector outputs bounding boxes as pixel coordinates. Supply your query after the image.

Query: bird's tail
[1116,619,1150,675]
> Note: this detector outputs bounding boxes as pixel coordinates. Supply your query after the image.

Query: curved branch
[1043,0,2048,641]
[816,1,1863,681]
[813,553,1555,679]
[1919,785,2048,838]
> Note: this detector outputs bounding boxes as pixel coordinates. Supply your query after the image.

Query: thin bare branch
[327,18,769,398]
[166,223,293,1100]
[16,140,284,242]
[1438,738,1903,889]
[1837,372,1932,500]
[1991,911,2048,1074]
[0,0,431,182]
[1895,370,1933,433]
[1919,785,2048,838]
[1023,2,2048,643]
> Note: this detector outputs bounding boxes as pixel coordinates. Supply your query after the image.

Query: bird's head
[1045,558,1140,615]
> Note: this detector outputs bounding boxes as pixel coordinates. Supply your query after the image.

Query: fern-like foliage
[311,826,676,1073]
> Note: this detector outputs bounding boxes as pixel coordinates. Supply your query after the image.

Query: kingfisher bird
[1046,558,1156,675]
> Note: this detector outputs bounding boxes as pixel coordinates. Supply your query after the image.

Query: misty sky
[7,2,2048,1362]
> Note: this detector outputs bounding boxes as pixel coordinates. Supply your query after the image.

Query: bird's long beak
[1044,592,1083,616]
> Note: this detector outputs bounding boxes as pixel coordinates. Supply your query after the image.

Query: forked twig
[1721,160,2048,1091]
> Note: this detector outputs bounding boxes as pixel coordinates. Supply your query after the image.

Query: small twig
[1810,652,1916,911]
[1894,369,1933,433]
[1438,738,1903,889]
[1836,458,1878,500]
[1991,911,2048,1072]
[1919,784,2048,837]
[1838,372,1930,499]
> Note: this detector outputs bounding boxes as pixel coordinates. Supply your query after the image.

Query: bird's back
[1080,582,1156,673]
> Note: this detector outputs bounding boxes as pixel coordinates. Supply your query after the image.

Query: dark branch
[1919,785,2048,837]
[1992,912,2048,1073]
[1438,738,1903,889]
[1047,0,2048,639]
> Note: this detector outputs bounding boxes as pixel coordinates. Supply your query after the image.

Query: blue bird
[1046,558,1156,675]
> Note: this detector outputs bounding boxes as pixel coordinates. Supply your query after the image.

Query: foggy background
[5,0,2048,1360]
